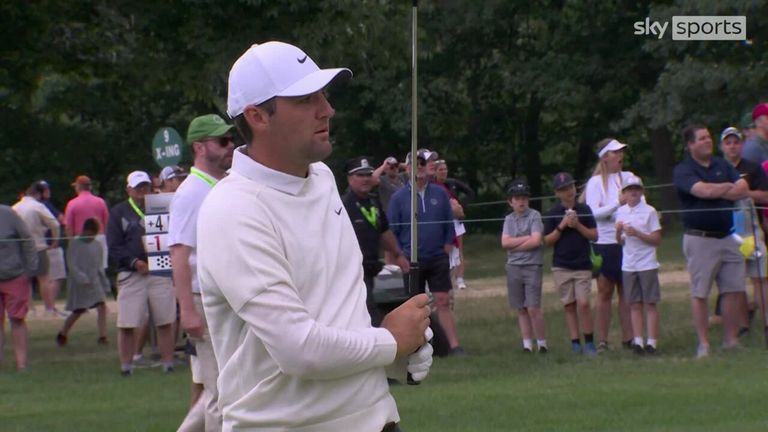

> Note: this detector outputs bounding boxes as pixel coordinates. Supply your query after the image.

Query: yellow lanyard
[128,197,144,219]
[359,205,378,228]
[190,167,217,188]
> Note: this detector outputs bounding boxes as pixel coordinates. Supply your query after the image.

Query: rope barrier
[0,186,761,242]
[467,182,676,207]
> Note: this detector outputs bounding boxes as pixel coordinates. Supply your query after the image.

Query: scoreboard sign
[144,193,174,277]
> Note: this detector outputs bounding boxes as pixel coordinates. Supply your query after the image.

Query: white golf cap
[159,165,187,182]
[227,41,352,118]
[622,175,644,190]
[597,139,627,158]
[126,170,151,188]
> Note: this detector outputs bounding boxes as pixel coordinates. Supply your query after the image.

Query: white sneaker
[456,277,467,290]
[696,344,710,359]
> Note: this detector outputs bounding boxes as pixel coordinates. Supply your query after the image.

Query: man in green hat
[169,113,234,431]
[741,112,755,141]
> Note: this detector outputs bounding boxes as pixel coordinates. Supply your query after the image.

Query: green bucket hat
[186,114,234,144]
[741,112,755,129]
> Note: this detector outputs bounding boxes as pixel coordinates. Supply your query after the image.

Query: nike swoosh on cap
[298,55,307,64]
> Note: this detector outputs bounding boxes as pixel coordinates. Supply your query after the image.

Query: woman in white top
[580,138,635,351]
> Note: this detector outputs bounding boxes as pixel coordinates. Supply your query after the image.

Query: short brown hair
[233,98,277,145]
[682,125,706,145]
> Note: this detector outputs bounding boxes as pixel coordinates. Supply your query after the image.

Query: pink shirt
[64,191,109,235]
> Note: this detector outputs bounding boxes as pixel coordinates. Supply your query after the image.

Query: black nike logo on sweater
[335,207,342,215]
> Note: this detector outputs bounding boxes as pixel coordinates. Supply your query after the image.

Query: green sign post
[152,127,183,168]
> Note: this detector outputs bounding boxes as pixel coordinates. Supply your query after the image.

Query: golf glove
[407,327,434,382]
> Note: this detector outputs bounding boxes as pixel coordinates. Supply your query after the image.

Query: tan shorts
[683,234,746,299]
[34,250,50,277]
[116,272,175,328]
[190,294,219,390]
[552,268,592,305]
[46,247,67,280]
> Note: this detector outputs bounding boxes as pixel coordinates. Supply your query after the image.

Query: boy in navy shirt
[543,173,599,355]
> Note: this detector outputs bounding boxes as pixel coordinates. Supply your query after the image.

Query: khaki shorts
[34,250,50,277]
[46,247,67,280]
[745,246,767,279]
[116,272,175,328]
[190,294,219,389]
[552,268,592,305]
[683,234,746,299]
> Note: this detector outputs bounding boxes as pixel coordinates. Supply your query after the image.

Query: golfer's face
[689,129,713,158]
[272,90,335,166]
[720,135,742,161]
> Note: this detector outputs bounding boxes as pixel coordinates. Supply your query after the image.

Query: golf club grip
[408,262,422,296]
[407,261,422,385]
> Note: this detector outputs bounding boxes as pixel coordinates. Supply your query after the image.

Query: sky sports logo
[634,16,746,40]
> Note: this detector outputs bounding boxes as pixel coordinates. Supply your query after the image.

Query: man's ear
[191,141,204,156]
[243,105,271,133]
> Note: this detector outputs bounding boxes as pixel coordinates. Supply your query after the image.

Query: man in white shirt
[13,181,61,315]
[170,113,234,432]
[197,41,432,432]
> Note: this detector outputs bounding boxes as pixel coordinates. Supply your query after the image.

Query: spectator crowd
[1,51,768,430]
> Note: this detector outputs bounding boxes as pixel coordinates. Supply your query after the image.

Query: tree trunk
[648,126,679,227]
[522,94,543,212]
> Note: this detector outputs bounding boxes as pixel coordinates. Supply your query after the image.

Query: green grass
[2,258,766,431]
[393,285,768,431]
[463,227,687,280]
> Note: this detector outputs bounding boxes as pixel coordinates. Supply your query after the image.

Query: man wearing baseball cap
[169,113,234,431]
[107,171,176,376]
[158,165,187,193]
[388,147,462,356]
[64,175,109,268]
[742,103,768,164]
[716,127,768,335]
[197,42,431,431]
[673,125,749,358]
[372,156,404,211]
[342,156,410,327]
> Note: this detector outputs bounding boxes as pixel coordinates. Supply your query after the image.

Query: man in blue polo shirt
[673,125,749,358]
[388,149,464,355]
